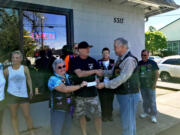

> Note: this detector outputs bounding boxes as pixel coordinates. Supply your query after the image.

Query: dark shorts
[0,100,6,110]
[6,93,29,105]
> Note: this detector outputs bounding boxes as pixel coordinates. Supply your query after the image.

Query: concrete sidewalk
[157,122,180,135]
[2,89,180,135]
[157,80,180,91]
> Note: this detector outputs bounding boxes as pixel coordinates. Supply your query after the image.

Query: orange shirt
[64,55,76,72]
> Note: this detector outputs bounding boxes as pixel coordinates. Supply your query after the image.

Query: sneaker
[140,113,148,118]
[151,116,157,123]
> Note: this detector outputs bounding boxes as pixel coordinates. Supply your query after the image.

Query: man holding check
[72,41,103,135]
[97,37,140,135]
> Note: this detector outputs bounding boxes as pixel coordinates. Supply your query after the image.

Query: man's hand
[80,81,88,87]
[95,69,104,77]
[96,82,105,89]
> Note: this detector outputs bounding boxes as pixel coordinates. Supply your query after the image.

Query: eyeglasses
[58,65,66,70]
[74,47,78,50]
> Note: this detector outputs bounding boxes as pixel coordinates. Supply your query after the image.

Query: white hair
[114,37,129,49]
[52,58,65,72]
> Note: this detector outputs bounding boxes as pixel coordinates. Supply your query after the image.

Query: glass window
[163,59,177,65]
[0,6,73,103]
[149,56,154,60]
[167,42,172,52]
[23,11,68,102]
[23,11,67,52]
[172,42,178,54]
[0,8,20,62]
[176,59,180,65]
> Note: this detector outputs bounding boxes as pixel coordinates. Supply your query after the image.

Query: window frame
[0,0,74,103]
[0,0,74,49]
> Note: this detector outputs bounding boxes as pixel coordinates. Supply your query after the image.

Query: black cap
[78,41,93,49]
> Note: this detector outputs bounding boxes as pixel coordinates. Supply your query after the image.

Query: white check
[87,81,97,87]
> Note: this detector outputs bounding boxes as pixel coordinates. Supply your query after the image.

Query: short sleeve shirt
[138,59,159,89]
[48,73,70,109]
[48,73,69,91]
[72,56,100,97]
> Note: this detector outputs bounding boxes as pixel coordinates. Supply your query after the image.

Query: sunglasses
[141,54,147,56]
[74,47,78,50]
[58,65,66,70]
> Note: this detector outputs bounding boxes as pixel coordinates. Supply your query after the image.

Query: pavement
[157,80,180,91]
[157,123,180,135]
[2,81,180,135]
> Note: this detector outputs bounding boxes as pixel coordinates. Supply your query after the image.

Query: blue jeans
[50,109,72,135]
[116,93,140,135]
[141,89,157,116]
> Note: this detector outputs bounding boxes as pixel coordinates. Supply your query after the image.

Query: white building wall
[160,19,180,41]
[15,0,145,60]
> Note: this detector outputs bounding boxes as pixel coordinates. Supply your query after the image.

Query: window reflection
[0,8,68,102]
[0,8,20,62]
[23,11,67,102]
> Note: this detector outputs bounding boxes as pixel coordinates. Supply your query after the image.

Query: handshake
[79,69,105,89]
[93,69,105,89]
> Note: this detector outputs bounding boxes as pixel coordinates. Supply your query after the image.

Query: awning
[128,0,180,18]
[0,0,179,18]
[116,0,180,18]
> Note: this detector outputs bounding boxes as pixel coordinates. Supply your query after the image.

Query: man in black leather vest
[97,37,140,135]
[138,49,159,123]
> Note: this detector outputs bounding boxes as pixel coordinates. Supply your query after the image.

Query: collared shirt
[48,73,70,110]
[48,73,69,91]
[120,49,130,60]
[104,50,137,89]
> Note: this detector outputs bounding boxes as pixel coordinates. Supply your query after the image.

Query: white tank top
[0,63,6,101]
[7,65,28,98]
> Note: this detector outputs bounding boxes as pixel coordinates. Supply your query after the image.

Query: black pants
[99,91,114,118]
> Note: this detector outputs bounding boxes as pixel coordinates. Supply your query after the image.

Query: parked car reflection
[158,55,180,81]
[149,56,162,64]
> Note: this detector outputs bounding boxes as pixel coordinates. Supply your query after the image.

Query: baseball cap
[78,41,93,49]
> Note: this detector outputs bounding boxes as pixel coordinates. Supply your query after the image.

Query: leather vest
[113,52,140,94]
[49,74,72,110]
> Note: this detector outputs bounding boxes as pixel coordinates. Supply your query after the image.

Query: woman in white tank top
[4,51,34,135]
[0,63,6,135]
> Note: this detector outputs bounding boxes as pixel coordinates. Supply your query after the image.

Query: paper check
[87,81,97,87]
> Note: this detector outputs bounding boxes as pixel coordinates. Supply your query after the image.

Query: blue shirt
[48,73,70,91]
[48,73,70,109]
